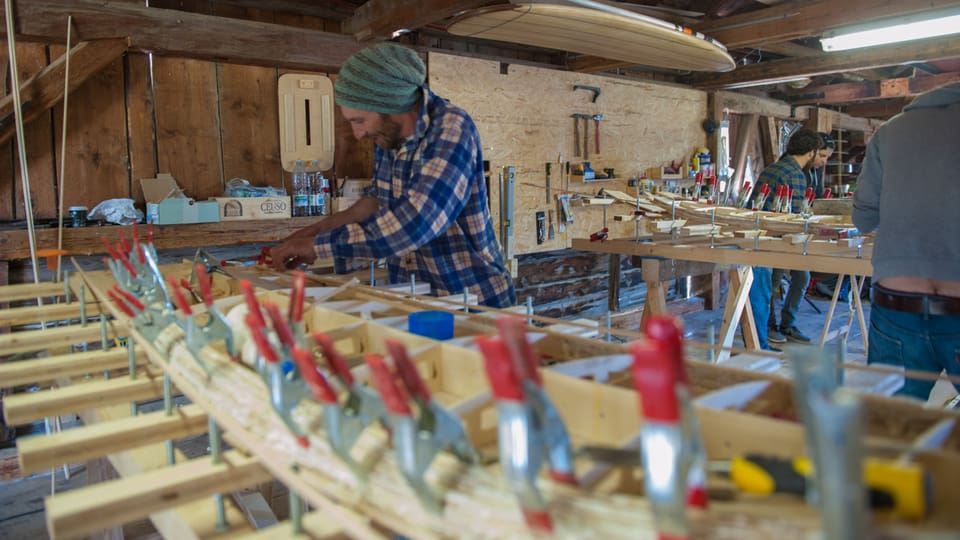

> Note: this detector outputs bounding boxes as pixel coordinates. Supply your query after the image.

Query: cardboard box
[141,174,220,225]
[212,197,292,221]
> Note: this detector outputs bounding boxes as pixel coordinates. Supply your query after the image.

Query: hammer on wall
[571,113,591,159]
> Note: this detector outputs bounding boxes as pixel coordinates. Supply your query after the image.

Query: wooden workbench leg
[608,253,621,313]
[717,267,754,364]
[640,258,667,328]
[819,274,846,346]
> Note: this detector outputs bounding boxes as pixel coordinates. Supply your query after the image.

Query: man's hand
[269,236,318,270]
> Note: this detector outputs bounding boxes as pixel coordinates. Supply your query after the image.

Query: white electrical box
[278,73,335,172]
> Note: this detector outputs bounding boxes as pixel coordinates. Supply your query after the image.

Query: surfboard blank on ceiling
[447,4,736,73]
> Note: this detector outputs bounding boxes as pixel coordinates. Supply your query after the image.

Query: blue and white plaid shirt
[314,87,516,308]
[757,155,807,212]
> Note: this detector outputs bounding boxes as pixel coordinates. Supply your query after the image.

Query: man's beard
[374,115,404,150]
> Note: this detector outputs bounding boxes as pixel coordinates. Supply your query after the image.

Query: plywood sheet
[153,57,223,200]
[448,4,735,73]
[51,45,129,210]
[429,52,707,255]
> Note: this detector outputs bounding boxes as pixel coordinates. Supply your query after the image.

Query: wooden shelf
[0,218,315,261]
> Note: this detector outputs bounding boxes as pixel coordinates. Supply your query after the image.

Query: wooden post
[717,266,755,363]
[730,113,759,194]
[607,253,621,313]
[640,258,668,328]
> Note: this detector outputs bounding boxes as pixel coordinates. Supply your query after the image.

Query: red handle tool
[312,331,355,386]
[291,347,337,404]
[365,354,412,416]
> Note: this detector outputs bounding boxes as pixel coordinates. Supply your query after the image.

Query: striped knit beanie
[335,43,425,114]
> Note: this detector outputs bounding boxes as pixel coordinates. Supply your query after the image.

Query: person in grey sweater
[853,81,960,401]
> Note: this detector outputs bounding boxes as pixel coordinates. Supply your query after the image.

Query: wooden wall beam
[18,404,208,475]
[695,0,960,49]
[6,0,362,72]
[0,348,143,388]
[3,371,167,425]
[0,39,127,147]
[692,36,960,90]
[715,90,798,119]
[729,113,758,193]
[46,449,271,540]
[784,71,960,105]
[0,322,121,357]
[842,98,911,119]
[349,0,489,41]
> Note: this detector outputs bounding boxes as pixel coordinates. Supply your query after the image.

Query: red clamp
[590,227,609,242]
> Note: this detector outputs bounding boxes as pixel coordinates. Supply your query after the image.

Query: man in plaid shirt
[749,129,821,346]
[270,43,515,308]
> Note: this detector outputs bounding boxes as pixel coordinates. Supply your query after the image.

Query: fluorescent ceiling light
[821,10,960,51]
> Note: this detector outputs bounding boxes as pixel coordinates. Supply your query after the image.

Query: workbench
[572,235,874,362]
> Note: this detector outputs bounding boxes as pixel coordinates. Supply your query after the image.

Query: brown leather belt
[872,285,960,316]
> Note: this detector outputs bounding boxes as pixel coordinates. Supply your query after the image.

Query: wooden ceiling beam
[208,0,358,21]
[0,39,128,147]
[5,0,362,72]
[783,72,960,105]
[695,0,960,49]
[348,0,490,41]
[691,36,960,90]
[841,98,913,119]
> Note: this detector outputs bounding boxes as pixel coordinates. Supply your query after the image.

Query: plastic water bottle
[292,159,309,217]
[308,160,324,216]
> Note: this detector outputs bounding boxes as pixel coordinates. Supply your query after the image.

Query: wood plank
[11,0,362,73]
[0,40,127,148]
[18,403,208,475]
[14,42,57,220]
[0,299,100,327]
[45,449,271,540]
[349,0,489,41]
[76,403,256,539]
[0,321,119,357]
[0,347,142,387]
[692,35,960,90]
[124,52,158,207]
[716,90,796,118]
[0,281,66,302]
[3,370,165,425]
[233,511,347,539]
[717,266,752,363]
[0,218,310,260]
[153,56,223,200]
[694,0,960,50]
[784,72,960,105]
[572,238,874,276]
[0,46,13,220]
[51,43,131,212]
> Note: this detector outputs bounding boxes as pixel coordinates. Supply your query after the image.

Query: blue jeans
[868,303,960,400]
[772,269,810,329]
[748,267,774,349]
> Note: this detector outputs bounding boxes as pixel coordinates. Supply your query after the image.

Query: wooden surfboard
[447,3,736,73]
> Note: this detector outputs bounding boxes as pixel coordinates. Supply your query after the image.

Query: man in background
[853,81,960,401]
[749,128,822,346]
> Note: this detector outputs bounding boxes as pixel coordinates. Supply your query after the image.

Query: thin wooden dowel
[56,16,74,282]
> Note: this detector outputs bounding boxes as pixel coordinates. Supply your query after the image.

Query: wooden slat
[693,35,960,90]
[18,404,208,475]
[234,510,348,539]
[10,0,362,73]
[0,300,100,328]
[45,449,271,540]
[0,347,143,387]
[0,40,127,148]
[0,322,120,356]
[3,371,166,425]
[0,281,66,302]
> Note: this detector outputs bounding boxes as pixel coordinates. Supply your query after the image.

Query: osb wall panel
[429,52,707,256]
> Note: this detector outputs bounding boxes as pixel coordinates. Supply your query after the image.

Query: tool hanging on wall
[571,113,590,160]
[536,211,545,245]
[593,114,603,154]
[544,162,552,204]
[499,166,515,259]
[548,210,555,240]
